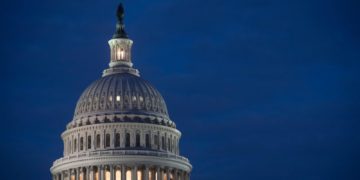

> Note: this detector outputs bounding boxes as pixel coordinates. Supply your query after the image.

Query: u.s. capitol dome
[50,3,192,180]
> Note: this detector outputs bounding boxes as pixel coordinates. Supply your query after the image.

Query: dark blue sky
[1,0,360,179]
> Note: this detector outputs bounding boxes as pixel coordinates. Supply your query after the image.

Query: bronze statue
[114,3,128,38]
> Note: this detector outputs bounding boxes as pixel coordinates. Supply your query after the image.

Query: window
[96,134,101,148]
[109,96,113,101]
[94,168,99,180]
[80,137,84,151]
[105,134,110,148]
[88,136,92,149]
[117,48,125,60]
[125,133,130,147]
[126,170,132,180]
[115,170,121,180]
[105,169,111,180]
[163,172,167,180]
[137,170,142,180]
[136,133,140,147]
[116,95,121,102]
[146,134,150,148]
[115,133,121,147]
[170,173,173,180]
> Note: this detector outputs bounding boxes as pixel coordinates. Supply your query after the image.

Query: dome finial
[116,3,125,22]
[113,3,128,38]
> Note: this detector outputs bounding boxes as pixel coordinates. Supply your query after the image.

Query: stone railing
[53,149,189,166]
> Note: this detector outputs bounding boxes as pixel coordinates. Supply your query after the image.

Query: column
[151,167,156,180]
[75,168,79,180]
[111,165,115,180]
[132,166,137,180]
[166,168,170,180]
[178,171,183,180]
[121,165,126,180]
[93,131,96,150]
[103,130,106,149]
[121,131,125,148]
[141,132,145,147]
[173,170,177,180]
[112,129,115,148]
[61,171,64,180]
[100,165,104,180]
[77,133,80,152]
[85,167,89,180]
[144,166,149,180]
[68,169,72,180]
[63,139,67,156]
[159,168,163,180]
[89,167,93,180]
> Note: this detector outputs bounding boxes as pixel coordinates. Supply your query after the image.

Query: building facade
[50,4,192,180]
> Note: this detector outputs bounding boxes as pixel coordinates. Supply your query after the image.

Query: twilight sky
[1,0,360,179]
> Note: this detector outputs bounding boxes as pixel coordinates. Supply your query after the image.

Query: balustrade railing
[53,149,189,166]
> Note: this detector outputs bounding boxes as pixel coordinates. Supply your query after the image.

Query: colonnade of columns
[53,165,190,180]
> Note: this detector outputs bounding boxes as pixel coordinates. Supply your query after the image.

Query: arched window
[94,167,99,180]
[125,133,130,147]
[105,168,111,180]
[115,169,121,180]
[116,47,125,60]
[162,136,165,150]
[126,170,132,180]
[96,134,101,148]
[115,133,121,147]
[105,134,110,148]
[88,136,92,149]
[146,134,150,148]
[170,173,174,180]
[79,171,84,180]
[80,137,84,151]
[163,171,167,180]
[137,170,142,180]
[136,133,140,147]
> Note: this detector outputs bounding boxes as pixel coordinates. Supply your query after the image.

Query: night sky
[2,0,360,179]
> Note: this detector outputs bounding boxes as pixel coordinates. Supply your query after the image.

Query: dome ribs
[71,73,173,129]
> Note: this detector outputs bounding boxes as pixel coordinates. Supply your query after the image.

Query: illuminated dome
[51,3,192,180]
[69,73,173,129]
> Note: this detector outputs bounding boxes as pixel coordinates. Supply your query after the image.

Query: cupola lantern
[104,3,138,77]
